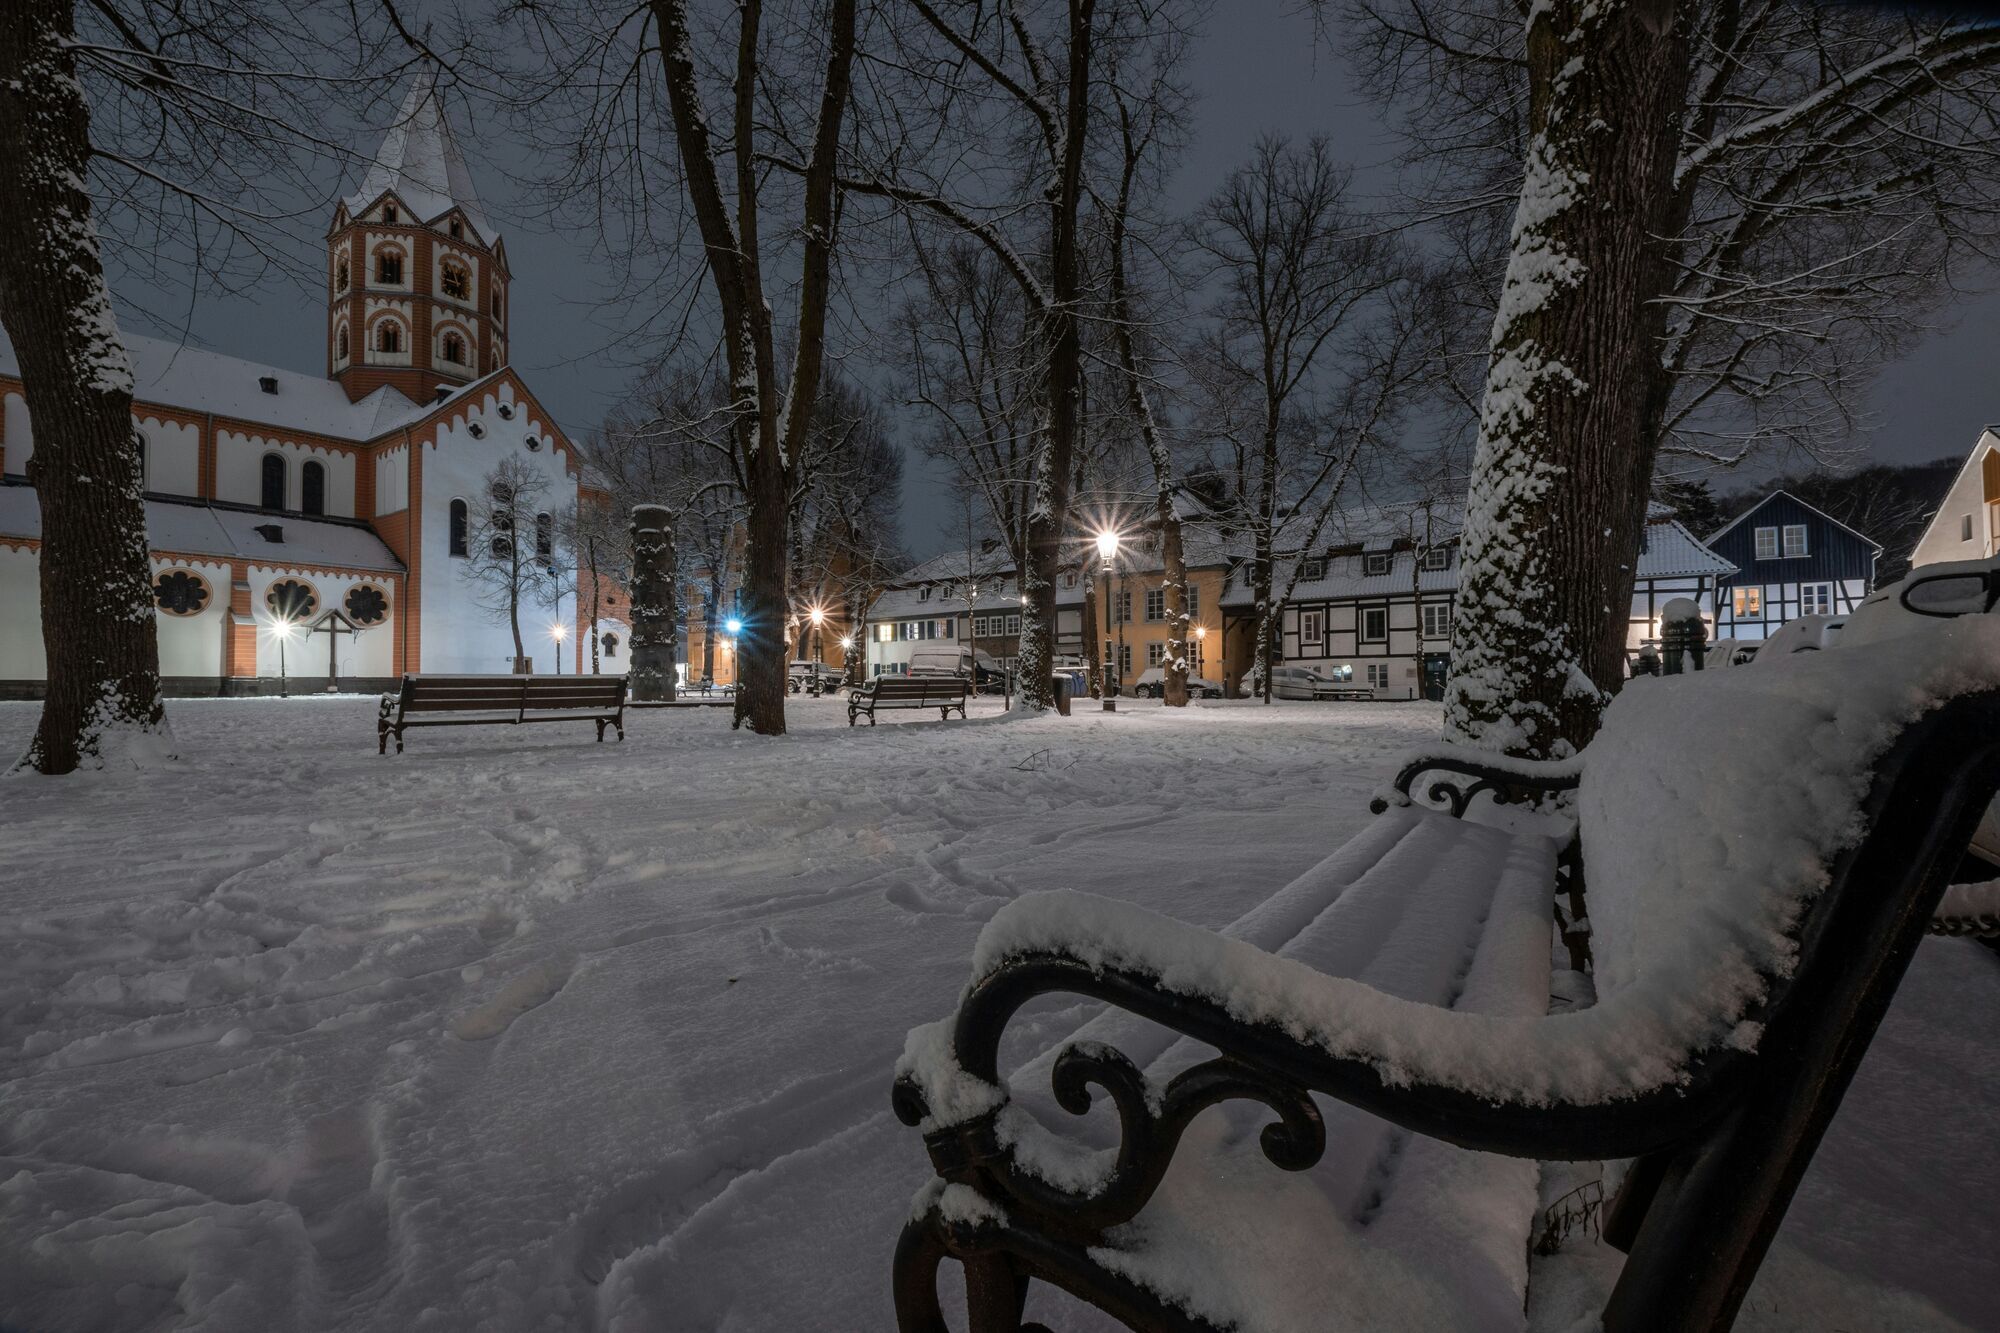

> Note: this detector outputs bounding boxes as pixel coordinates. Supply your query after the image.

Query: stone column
[629,504,678,702]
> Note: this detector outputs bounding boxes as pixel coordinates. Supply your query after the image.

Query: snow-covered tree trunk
[628,505,677,702]
[1443,0,1689,758]
[0,0,169,775]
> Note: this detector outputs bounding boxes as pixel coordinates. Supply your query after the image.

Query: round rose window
[344,583,390,626]
[153,569,210,617]
[265,578,318,622]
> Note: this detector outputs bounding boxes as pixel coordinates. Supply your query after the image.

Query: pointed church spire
[345,69,495,243]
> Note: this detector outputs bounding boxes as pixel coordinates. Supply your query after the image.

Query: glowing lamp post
[839,635,855,690]
[1195,623,1208,679]
[1095,529,1120,711]
[808,605,826,695]
[550,621,568,675]
[267,618,295,698]
[726,617,743,689]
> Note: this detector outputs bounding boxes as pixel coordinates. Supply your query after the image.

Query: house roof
[344,70,497,244]
[0,327,437,443]
[1707,489,1885,553]
[0,485,404,574]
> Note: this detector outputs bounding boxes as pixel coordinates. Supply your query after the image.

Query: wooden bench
[377,674,627,754]
[889,608,2000,1332]
[847,675,971,726]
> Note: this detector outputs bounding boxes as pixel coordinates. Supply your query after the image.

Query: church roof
[0,485,404,574]
[344,70,496,244]
[0,327,434,442]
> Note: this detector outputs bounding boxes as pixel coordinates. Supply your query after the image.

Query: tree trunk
[628,505,677,701]
[0,0,169,774]
[1014,0,1096,712]
[1444,0,1690,759]
[734,450,789,732]
[587,535,602,675]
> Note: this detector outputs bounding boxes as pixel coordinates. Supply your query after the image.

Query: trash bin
[1051,673,1072,716]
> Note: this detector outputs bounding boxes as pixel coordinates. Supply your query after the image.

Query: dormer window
[1364,552,1392,576]
[1301,557,1326,581]
[1421,546,1449,571]
[382,203,398,223]
[377,252,402,285]
[918,586,932,602]
[441,262,469,300]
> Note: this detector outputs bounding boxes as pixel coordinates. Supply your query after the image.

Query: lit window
[1362,607,1387,641]
[1422,603,1450,638]
[1732,587,1762,616]
[1801,583,1832,617]
[1782,524,1808,558]
[1364,552,1391,576]
[1754,526,1779,560]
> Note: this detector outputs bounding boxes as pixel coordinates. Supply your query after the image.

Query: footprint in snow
[449,954,576,1041]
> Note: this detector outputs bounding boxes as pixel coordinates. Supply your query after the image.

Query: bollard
[1659,597,1707,675]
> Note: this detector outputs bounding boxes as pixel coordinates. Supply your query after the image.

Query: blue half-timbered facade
[1707,491,1880,642]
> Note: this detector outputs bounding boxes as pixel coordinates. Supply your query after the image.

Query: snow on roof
[0,486,402,573]
[0,327,433,443]
[344,70,496,244]
[1640,516,1738,578]
[1707,488,1885,553]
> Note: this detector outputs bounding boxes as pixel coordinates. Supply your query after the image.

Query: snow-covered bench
[889,612,2000,1332]
[376,674,627,754]
[848,675,972,726]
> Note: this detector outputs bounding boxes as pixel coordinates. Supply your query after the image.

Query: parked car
[1131,667,1222,699]
[787,661,847,693]
[907,645,973,679]
[1251,664,1361,700]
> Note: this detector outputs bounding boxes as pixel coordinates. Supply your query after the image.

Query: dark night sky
[102,6,1999,560]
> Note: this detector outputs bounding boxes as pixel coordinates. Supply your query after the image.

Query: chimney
[258,376,278,394]
[254,523,284,543]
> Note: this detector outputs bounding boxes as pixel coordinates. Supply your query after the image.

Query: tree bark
[1013,0,1096,711]
[1444,0,1690,758]
[0,0,169,774]
[628,505,677,701]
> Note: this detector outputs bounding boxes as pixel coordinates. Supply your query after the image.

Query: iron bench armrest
[1371,746,1584,817]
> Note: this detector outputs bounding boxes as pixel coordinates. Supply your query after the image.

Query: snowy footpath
[0,695,1994,1331]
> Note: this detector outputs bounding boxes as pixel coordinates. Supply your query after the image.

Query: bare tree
[0,0,430,772]
[1190,135,1409,703]
[1339,0,2000,755]
[464,458,558,673]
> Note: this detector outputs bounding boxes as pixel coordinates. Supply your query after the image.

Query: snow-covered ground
[0,695,1993,1331]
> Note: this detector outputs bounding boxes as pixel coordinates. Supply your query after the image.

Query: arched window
[441,262,469,301]
[377,251,402,285]
[442,332,465,365]
[261,453,286,510]
[301,460,325,516]
[535,511,553,558]
[377,321,401,354]
[449,498,469,557]
[449,219,464,241]
[336,325,349,360]
[490,288,503,318]
[382,203,398,223]
[335,257,349,292]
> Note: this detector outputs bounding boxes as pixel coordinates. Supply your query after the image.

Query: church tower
[327,73,511,404]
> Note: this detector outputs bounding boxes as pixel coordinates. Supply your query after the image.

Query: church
[0,74,605,697]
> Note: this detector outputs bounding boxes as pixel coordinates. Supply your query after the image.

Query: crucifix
[305,607,368,694]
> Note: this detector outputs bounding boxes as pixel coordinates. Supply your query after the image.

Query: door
[1421,653,1449,702]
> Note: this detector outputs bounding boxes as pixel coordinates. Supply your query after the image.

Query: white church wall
[139,417,200,497]
[246,565,396,678]
[375,446,409,515]
[4,391,34,477]
[0,546,44,678]
[418,382,577,674]
[151,558,230,677]
[1911,433,1998,569]
[216,432,357,516]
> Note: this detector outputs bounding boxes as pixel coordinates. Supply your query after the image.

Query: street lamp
[839,634,855,689]
[808,604,827,695]
[266,617,295,698]
[550,621,568,675]
[1195,623,1207,678]
[1095,529,1120,712]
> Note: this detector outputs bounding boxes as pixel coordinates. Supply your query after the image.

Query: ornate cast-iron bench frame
[890,691,2000,1333]
[848,675,973,726]
[377,674,627,754]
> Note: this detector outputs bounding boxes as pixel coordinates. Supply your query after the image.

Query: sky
[102,5,1999,561]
